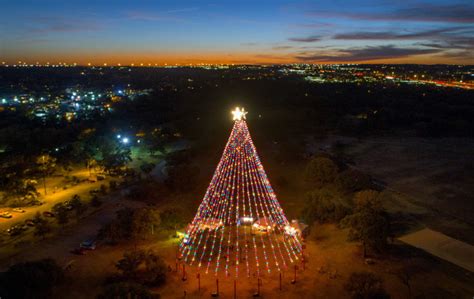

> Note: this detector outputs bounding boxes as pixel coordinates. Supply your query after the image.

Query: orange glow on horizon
[2,51,471,66]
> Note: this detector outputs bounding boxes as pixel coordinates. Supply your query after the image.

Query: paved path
[399,228,474,273]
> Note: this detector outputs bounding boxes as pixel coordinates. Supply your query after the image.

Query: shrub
[304,157,338,187]
[301,188,350,224]
[345,271,390,299]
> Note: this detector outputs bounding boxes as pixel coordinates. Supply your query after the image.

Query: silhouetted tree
[345,271,390,299]
[304,157,339,187]
[341,190,390,257]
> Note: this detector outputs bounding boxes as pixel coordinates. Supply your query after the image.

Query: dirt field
[333,136,474,244]
[58,224,474,298]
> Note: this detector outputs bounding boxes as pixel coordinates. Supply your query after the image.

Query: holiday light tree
[180,107,302,278]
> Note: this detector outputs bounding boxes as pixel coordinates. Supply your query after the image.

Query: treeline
[302,154,391,257]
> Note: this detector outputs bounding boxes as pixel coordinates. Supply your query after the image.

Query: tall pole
[182,264,187,281]
[216,278,219,295]
[42,155,47,195]
[197,273,201,292]
[291,265,297,284]
[279,272,282,291]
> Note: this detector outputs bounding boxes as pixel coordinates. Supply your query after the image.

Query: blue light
[122,137,129,144]
[116,134,121,139]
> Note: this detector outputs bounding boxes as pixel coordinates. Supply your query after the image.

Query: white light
[122,137,129,144]
[231,107,247,121]
[116,134,121,139]
[241,217,254,223]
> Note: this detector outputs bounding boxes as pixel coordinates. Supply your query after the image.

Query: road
[0,190,145,271]
[0,168,111,232]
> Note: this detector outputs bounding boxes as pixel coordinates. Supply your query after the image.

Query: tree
[144,132,166,156]
[391,260,426,299]
[70,133,100,177]
[36,154,56,195]
[52,203,69,225]
[90,195,102,207]
[116,250,145,279]
[97,282,155,299]
[301,188,350,224]
[99,207,161,243]
[98,221,122,244]
[304,157,339,186]
[143,251,167,286]
[341,190,390,257]
[344,271,390,299]
[159,208,184,230]
[336,169,372,193]
[140,162,156,178]
[131,208,161,238]
[0,258,64,299]
[34,215,52,239]
[70,196,87,219]
[97,137,132,173]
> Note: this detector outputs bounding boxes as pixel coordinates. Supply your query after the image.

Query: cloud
[294,45,441,62]
[308,4,474,23]
[293,22,334,28]
[417,37,474,50]
[272,45,293,50]
[333,27,471,40]
[288,35,321,42]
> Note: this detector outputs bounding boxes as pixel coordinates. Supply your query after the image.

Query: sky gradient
[1,0,473,65]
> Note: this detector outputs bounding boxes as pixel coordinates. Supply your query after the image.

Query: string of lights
[180,108,302,277]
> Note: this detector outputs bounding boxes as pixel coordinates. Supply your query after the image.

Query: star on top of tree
[231,107,247,121]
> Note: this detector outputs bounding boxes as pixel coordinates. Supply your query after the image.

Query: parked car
[80,240,97,250]
[12,208,25,213]
[63,200,73,210]
[7,225,26,236]
[71,248,87,255]
[43,211,55,217]
[25,219,36,227]
[0,212,12,219]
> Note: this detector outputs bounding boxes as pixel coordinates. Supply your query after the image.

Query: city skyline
[1,0,473,65]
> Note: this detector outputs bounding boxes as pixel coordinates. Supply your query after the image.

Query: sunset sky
[1,0,473,65]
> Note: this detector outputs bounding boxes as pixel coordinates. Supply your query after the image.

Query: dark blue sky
[1,0,473,64]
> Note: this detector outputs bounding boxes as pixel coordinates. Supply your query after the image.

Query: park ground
[1,134,474,298]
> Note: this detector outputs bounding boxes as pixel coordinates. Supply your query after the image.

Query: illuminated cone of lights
[180,108,302,278]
